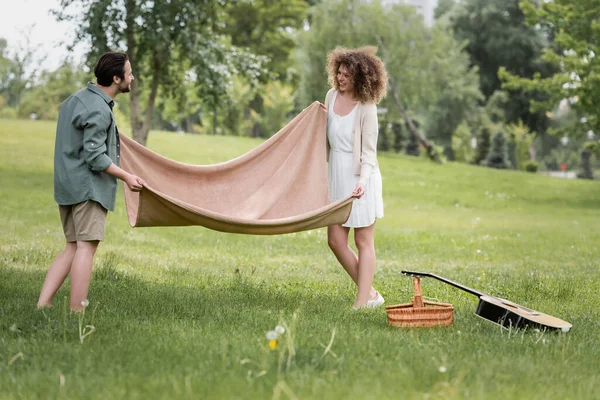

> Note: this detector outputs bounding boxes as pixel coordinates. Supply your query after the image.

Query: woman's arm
[358,103,379,187]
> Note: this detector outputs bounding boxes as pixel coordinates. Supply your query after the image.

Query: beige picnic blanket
[119,102,354,235]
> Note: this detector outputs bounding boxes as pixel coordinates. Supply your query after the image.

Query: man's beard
[119,82,131,93]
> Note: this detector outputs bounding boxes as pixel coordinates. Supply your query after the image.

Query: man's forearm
[104,163,131,181]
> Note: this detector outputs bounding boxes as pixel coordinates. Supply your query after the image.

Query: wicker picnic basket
[385,277,454,328]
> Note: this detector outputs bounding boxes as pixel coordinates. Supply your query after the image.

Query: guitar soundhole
[499,298,540,315]
[501,301,517,309]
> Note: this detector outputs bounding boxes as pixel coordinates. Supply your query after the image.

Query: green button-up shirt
[54,82,121,211]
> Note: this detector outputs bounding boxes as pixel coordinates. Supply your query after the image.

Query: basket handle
[412,277,425,308]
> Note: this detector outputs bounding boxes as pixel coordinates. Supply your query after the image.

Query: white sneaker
[366,291,385,308]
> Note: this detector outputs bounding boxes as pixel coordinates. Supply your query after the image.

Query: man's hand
[351,183,365,199]
[124,174,145,192]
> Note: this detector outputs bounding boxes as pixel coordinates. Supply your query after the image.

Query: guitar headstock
[401,270,433,278]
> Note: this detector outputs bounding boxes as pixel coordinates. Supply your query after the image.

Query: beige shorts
[59,200,108,242]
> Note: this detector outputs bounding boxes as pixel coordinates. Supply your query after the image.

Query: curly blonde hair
[326,46,388,104]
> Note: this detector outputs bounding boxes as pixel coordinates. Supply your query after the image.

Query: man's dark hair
[94,51,128,87]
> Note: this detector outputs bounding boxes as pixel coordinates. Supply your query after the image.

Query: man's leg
[37,205,79,308]
[69,240,99,310]
[69,200,107,310]
[37,241,77,308]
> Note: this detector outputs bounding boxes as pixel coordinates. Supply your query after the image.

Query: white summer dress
[327,91,384,228]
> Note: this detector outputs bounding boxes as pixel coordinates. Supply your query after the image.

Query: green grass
[1,118,599,400]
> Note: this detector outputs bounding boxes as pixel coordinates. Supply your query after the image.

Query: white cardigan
[324,88,379,186]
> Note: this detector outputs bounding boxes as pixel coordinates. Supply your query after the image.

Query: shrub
[482,131,511,169]
[524,160,539,173]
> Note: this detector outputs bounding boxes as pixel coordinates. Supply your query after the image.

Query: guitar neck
[401,270,485,298]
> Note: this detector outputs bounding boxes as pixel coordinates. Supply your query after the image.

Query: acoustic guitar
[401,270,572,332]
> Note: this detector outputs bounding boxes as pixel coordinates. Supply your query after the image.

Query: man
[37,51,145,311]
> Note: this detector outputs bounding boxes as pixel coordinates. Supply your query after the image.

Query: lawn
[1,118,599,400]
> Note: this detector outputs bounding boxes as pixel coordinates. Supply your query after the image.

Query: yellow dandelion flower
[269,340,278,350]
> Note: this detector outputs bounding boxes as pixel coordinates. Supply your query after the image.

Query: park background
[1,0,600,399]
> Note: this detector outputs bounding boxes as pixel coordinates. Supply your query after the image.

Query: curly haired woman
[320,46,388,310]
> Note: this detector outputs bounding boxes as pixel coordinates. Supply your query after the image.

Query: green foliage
[53,0,268,144]
[253,81,296,138]
[421,20,483,159]
[577,149,595,180]
[542,147,580,172]
[113,103,132,134]
[223,76,257,136]
[482,131,511,169]
[472,127,491,165]
[0,37,40,109]
[405,127,420,157]
[0,106,16,119]
[391,122,404,153]
[296,0,481,126]
[221,0,309,83]
[0,38,12,96]
[485,90,509,123]
[434,0,456,19]
[583,141,600,155]
[16,63,87,120]
[204,76,257,136]
[377,122,390,152]
[446,0,554,135]
[451,122,475,163]
[524,160,539,173]
[500,0,600,139]
[507,121,534,170]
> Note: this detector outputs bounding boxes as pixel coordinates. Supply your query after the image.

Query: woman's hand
[351,183,365,199]
[319,102,327,112]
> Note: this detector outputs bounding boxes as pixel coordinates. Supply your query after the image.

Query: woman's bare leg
[327,224,376,302]
[353,223,377,308]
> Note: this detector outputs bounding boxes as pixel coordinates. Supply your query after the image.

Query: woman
[321,46,387,310]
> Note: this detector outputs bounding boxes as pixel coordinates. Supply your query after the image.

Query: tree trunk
[213,105,217,135]
[374,36,441,163]
[529,138,537,161]
[125,1,145,145]
[387,80,441,163]
[126,1,163,146]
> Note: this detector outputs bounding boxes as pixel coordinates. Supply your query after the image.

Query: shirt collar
[86,82,115,109]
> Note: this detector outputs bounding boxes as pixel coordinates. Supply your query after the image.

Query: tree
[434,0,456,19]
[507,121,534,170]
[18,63,87,120]
[473,127,490,165]
[482,131,511,169]
[451,122,475,163]
[0,35,42,109]
[445,0,555,136]
[392,122,404,153]
[54,0,266,146]
[500,0,600,142]
[378,122,390,152]
[420,21,483,160]
[297,0,481,163]
[252,80,295,138]
[405,124,420,157]
[221,0,309,83]
[217,0,309,137]
[577,148,594,180]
